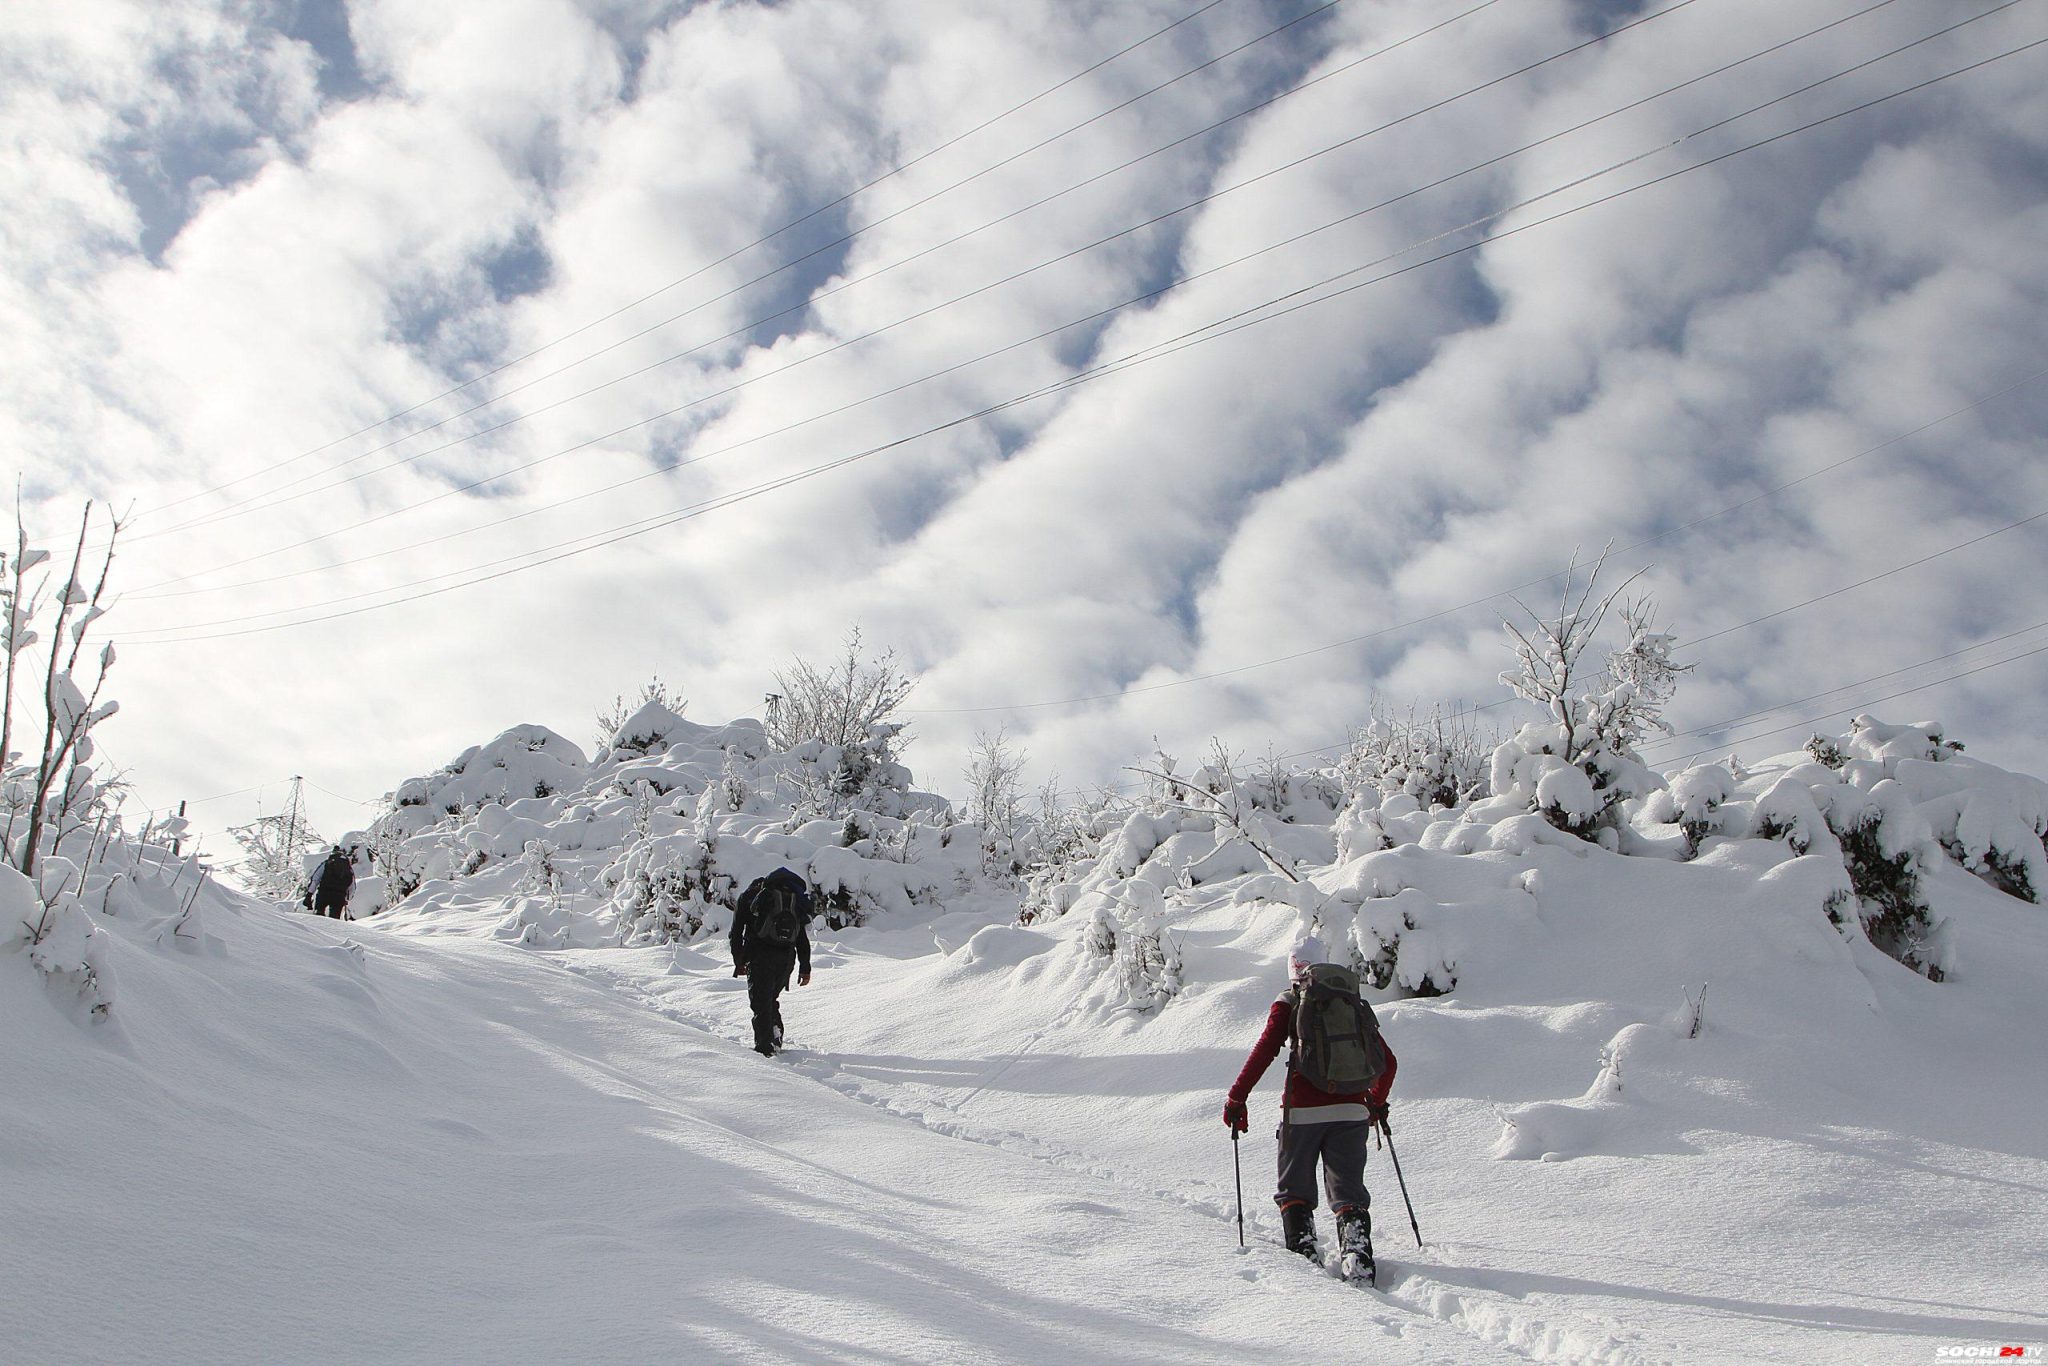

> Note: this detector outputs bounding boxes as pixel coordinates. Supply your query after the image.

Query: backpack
[753,884,806,949]
[1288,963,1387,1094]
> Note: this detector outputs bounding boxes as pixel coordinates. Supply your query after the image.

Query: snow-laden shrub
[1642,764,1736,859]
[1077,878,1182,1012]
[1930,790,2044,903]
[1348,886,1455,996]
[1339,704,1491,811]
[594,680,686,756]
[606,827,718,947]
[1750,774,1830,854]
[1823,780,1944,978]
[1837,719,2048,906]
[1804,734,1848,769]
[1333,797,1394,862]
[5,863,112,1014]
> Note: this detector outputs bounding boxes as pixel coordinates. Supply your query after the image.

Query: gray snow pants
[1275,1117,1372,1215]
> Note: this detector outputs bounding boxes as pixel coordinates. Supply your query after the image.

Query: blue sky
[4,0,2045,850]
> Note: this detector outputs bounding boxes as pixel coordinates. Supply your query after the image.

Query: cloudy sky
[5,0,2045,853]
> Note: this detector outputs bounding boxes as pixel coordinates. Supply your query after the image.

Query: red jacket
[1228,995,1396,1120]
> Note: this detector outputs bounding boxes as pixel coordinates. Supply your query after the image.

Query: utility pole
[170,799,187,857]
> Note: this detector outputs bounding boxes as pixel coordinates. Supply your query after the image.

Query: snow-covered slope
[10,712,2048,1363]
[0,859,1482,1364]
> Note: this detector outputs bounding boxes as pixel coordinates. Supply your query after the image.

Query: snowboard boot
[1336,1208,1376,1285]
[1281,1205,1320,1263]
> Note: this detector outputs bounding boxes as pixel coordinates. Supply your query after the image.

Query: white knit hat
[1289,934,1327,979]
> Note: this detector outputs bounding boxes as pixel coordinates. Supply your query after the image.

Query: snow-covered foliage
[1630,717,2048,980]
[592,675,686,753]
[1486,575,1687,844]
[759,629,919,819]
[367,703,975,945]
[963,728,1029,883]
[2,503,124,880]
[1339,704,1492,811]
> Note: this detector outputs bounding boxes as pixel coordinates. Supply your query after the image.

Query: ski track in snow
[553,954,1659,1366]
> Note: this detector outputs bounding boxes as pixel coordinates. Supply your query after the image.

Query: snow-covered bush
[762,630,918,818]
[1841,717,2047,906]
[1824,780,1943,979]
[1073,878,1182,1011]
[1642,764,1736,859]
[1340,704,1491,811]
[594,676,685,753]
[4,862,113,1014]
[393,725,590,821]
[370,698,977,946]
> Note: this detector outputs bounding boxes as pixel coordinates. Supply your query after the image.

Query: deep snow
[9,715,2048,1364]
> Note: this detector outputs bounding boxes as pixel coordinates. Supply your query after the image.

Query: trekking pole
[1231,1130,1245,1248]
[1379,1118,1423,1248]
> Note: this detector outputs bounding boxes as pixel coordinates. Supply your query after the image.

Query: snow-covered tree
[765,628,915,753]
[761,630,919,819]
[963,727,1027,882]
[1492,562,1689,842]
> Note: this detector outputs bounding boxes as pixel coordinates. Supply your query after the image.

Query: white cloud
[3,0,2043,850]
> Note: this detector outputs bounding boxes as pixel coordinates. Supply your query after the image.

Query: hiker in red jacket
[1223,935,1396,1281]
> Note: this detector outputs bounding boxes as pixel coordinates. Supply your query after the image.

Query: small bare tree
[764,628,916,751]
[1496,554,1689,837]
[964,727,1028,880]
[5,500,124,879]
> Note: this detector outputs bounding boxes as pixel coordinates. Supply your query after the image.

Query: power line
[138,0,1841,602]
[1658,639,2048,767]
[128,0,1515,585]
[130,0,1246,525]
[1686,503,2048,648]
[131,0,1366,540]
[113,32,2048,646]
[1647,618,2048,749]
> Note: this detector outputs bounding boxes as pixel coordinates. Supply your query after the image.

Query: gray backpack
[1288,963,1387,1093]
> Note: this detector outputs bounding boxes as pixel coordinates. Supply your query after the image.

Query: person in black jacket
[730,867,814,1056]
[305,846,356,919]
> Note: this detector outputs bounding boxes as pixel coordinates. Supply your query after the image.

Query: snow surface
[9,723,2048,1363]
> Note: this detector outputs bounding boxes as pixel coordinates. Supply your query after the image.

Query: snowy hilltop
[346,697,992,947]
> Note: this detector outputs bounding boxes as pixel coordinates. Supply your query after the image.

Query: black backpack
[753,884,806,949]
[1288,963,1387,1094]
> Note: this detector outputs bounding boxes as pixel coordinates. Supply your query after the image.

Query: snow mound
[360,709,993,946]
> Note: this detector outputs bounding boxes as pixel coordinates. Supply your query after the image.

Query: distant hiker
[1223,935,1396,1283]
[730,867,814,1057]
[305,846,356,920]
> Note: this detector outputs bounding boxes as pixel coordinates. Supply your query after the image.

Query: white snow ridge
[8,700,2048,1364]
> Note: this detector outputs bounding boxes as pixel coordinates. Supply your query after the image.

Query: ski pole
[1379,1117,1423,1249]
[1231,1130,1245,1247]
